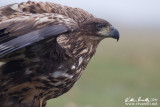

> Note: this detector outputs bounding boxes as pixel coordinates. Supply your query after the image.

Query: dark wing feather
[0,25,68,58]
[0,13,78,58]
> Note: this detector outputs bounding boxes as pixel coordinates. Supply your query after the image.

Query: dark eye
[96,24,104,28]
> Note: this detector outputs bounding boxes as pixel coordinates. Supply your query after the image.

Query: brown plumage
[0,1,119,107]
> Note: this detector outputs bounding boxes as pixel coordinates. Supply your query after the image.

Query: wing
[0,13,78,58]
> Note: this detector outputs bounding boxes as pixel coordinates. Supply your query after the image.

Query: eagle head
[79,18,119,41]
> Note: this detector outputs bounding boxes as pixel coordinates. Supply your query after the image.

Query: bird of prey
[0,1,119,107]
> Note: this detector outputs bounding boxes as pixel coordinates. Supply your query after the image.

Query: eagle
[0,1,119,107]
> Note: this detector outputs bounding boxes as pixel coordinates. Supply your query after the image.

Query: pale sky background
[0,0,160,30]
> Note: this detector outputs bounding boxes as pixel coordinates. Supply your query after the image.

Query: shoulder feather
[0,1,94,24]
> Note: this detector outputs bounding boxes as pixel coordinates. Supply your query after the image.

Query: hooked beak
[97,26,120,41]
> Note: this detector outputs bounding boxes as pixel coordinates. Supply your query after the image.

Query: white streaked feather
[71,65,76,70]
[10,4,23,12]
[52,71,62,78]
[51,70,73,79]
[61,73,73,79]
[79,48,88,55]
[25,68,32,74]
[78,57,83,66]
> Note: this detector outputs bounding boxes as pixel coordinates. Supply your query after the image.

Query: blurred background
[1,0,160,107]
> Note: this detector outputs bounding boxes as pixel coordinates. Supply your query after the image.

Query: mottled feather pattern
[0,13,78,36]
[0,1,119,107]
[0,1,94,24]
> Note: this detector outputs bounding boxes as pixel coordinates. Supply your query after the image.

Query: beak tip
[117,38,119,42]
[117,36,119,41]
[112,28,120,42]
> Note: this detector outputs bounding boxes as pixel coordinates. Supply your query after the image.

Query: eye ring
[96,24,104,28]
